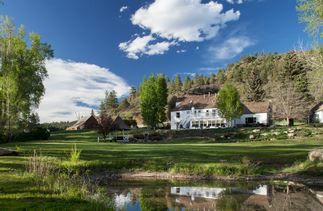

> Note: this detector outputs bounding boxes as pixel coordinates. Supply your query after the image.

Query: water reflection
[108,180,323,211]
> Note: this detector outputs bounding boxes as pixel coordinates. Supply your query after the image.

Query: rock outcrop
[0,148,18,156]
[308,149,323,161]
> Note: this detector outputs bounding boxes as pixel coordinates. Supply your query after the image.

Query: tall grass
[26,149,114,209]
[70,144,82,164]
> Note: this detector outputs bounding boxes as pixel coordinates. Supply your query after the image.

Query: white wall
[171,108,226,130]
[315,111,323,123]
[171,109,269,130]
[234,113,268,126]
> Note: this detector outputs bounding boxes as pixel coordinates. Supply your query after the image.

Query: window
[212,110,216,116]
[245,117,257,125]
[192,121,199,128]
[176,112,180,118]
[176,188,180,194]
[206,110,209,116]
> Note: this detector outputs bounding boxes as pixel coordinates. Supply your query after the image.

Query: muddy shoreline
[93,171,323,187]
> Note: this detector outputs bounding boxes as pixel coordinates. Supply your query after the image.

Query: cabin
[112,116,130,130]
[310,102,323,123]
[66,115,99,131]
[170,94,271,130]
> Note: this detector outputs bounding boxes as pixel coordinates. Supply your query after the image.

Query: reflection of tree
[216,190,246,211]
[139,188,168,211]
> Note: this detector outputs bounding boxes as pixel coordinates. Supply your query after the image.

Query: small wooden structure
[66,115,99,131]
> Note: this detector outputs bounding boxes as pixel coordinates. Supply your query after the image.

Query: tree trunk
[287,118,294,127]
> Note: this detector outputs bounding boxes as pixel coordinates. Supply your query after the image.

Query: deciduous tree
[216,84,243,126]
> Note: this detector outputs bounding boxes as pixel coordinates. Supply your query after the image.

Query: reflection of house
[171,186,225,200]
[310,102,323,123]
[66,114,99,131]
[170,94,271,130]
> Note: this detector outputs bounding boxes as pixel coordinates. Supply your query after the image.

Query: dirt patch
[92,171,323,187]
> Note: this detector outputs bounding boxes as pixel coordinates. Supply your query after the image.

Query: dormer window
[176,112,180,118]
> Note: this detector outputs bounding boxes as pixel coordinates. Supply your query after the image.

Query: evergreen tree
[156,74,168,124]
[246,67,265,102]
[217,70,227,85]
[183,75,192,90]
[174,74,182,92]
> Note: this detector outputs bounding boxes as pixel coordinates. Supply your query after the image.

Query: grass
[0,126,322,208]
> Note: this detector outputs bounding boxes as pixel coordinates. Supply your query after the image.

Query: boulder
[288,133,295,138]
[249,134,255,140]
[252,129,261,133]
[309,149,323,162]
[0,148,18,156]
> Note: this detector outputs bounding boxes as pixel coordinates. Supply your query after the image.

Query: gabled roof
[112,116,130,130]
[173,94,216,111]
[312,101,323,112]
[68,116,92,129]
[242,101,270,114]
[173,94,270,114]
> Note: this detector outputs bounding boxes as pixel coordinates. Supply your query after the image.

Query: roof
[67,116,92,129]
[112,116,130,130]
[173,94,216,111]
[173,94,270,114]
[242,101,270,114]
[312,102,323,112]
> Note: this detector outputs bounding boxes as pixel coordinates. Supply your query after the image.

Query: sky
[0,0,311,122]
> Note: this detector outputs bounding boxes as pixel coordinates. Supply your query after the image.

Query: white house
[311,102,323,123]
[170,94,271,130]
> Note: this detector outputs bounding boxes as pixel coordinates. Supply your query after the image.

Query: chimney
[208,92,211,97]
[204,94,206,99]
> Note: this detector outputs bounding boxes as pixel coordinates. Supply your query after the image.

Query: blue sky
[0,0,310,122]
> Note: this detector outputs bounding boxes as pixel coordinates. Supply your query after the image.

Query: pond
[106,179,323,211]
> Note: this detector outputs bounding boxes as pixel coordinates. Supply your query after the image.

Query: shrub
[13,127,50,142]
[70,144,82,164]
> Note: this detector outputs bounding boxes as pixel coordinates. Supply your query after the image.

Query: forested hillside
[108,48,322,124]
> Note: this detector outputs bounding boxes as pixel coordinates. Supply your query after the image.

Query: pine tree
[174,74,182,92]
[246,67,265,102]
[183,75,192,91]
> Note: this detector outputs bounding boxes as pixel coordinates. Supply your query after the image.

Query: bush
[13,127,50,142]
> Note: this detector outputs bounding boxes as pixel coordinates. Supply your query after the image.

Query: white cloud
[176,49,187,54]
[120,0,240,59]
[146,41,177,55]
[120,6,128,13]
[38,58,130,122]
[119,35,176,59]
[226,0,244,4]
[208,36,255,61]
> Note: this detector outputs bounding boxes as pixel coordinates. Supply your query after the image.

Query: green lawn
[0,128,322,209]
[1,128,323,173]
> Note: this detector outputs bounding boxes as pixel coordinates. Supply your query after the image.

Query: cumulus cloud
[119,0,240,59]
[120,6,128,13]
[208,36,255,61]
[119,35,176,59]
[38,58,130,122]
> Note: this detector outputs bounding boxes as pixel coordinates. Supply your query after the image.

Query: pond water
[106,179,323,211]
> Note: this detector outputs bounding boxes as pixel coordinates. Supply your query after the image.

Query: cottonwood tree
[216,84,243,126]
[140,74,168,129]
[0,17,53,141]
[297,0,323,39]
[271,81,308,126]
